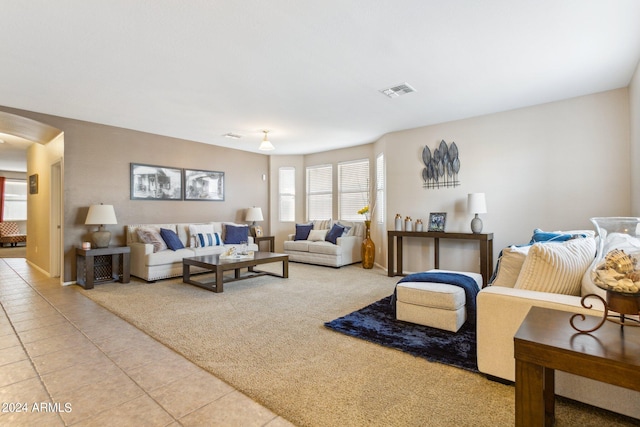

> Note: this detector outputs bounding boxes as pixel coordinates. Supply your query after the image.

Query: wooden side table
[76,246,131,289]
[514,306,640,426]
[254,235,275,252]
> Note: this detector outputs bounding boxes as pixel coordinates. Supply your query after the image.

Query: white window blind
[279,167,295,222]
[3,179,27,221]
[306,165,332,221]
[376,153,385,224]
[338,159,369,221]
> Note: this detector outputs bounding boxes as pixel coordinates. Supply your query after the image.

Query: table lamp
[85,204,118,248]
[245,207,264,236]
[467,193,487,234]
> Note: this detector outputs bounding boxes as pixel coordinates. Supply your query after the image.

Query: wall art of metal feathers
[421,140,460,189]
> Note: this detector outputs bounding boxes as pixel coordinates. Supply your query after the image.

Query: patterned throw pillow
[189,224,215,247]
[136,228,168,253]
[160,228,184,251]
[196,232,223,247]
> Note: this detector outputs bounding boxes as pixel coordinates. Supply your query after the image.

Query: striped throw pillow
[196,232,222,247]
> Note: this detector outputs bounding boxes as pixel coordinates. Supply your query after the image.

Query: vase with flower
[358,205,375,269]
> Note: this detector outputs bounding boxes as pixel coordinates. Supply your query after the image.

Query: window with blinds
[3,179,27,221]
[306,165,332,221]
[338,159,369,221]
[376,153,385,224]
[279,167,295,222]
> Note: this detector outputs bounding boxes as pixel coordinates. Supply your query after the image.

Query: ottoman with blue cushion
[395,269,483,332]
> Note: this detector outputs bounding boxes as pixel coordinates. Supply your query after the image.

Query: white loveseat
[126,222,258,282]
[476,231,640,419]
[283,220,364,267]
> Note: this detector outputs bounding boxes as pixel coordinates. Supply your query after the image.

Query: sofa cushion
[224,224,249,244]
[137,227,167,253]
[514,237,596,296]
[146,248,195,266]
[160,228,185,251]
[312,219,332,231]
[284,240,310,251]
[308,229,328,241]
[325,223,346,244]
[491,245,530,288]
[294,223,313,241]
[308,241,342,256]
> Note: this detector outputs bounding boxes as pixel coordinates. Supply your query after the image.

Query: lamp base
[470,215,483,234]
[92,227,111,248]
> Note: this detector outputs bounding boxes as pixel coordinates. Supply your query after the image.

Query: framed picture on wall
[130,163,183,200]
[184,169,225,201]
[29,174,38,195]
[428,212,447,232]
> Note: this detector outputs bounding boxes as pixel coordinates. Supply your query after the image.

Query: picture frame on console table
[428,212,447,232]
[130,163,183,200]
[184,169,225,201]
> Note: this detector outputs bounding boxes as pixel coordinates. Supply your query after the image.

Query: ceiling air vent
[223,133,242,139]
[379,83,416,98]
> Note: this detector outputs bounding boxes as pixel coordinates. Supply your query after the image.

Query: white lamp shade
[467,193,487,214]
[259,139,275,151]
[85,204,118,225]
[245,207,264,222]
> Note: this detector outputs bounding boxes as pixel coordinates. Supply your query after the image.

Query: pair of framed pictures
[130,163,224,201]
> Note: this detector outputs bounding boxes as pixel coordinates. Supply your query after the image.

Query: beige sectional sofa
[283,220,365,267]
[126,222,258,281]
[476,232,640,419]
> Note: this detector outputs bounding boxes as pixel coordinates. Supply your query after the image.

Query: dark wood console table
[387,230,493,286]
[514,307,640,426]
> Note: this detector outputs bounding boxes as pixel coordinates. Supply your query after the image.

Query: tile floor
[0,258,295,426]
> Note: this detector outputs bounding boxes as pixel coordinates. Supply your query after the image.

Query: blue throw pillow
[529,228,586,244]
[225,224,249,244]
[294,223,313,241]
[160,228,184,251]
[325,223,345,244]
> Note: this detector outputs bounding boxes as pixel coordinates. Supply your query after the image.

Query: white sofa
[477,234,640,419]
[283,220,364,267]
[126,222,258,282]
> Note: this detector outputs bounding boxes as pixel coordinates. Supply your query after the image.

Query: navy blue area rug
[324,295,478,373]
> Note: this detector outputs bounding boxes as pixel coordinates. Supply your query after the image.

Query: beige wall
[0,106,270,283]
[382,88,630,274]
[630,60,640,216]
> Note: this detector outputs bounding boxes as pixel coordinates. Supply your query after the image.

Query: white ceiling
[1,0,640,160]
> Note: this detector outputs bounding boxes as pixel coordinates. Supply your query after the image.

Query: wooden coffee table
[514,306,640,426]
[182,252,288,293]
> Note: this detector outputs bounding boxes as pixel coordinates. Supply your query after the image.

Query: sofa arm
[476,286,605,381]
[336,235,363,263]
[128,242,154,280]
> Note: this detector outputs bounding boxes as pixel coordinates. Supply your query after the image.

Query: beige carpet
[80,263,636,426]
[0,245,26,258]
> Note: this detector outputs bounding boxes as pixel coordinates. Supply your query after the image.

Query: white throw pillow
[308,229,328,241]
[514,238,596,296]
[491,245,531,288]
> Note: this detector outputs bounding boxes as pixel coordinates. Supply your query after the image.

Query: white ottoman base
[396,300,465,332]
[395,269,482,332]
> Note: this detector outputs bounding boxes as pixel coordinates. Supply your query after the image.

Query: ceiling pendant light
[259,130,275,151]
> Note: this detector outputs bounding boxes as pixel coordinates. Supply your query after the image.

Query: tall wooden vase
[362,220,375,269]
